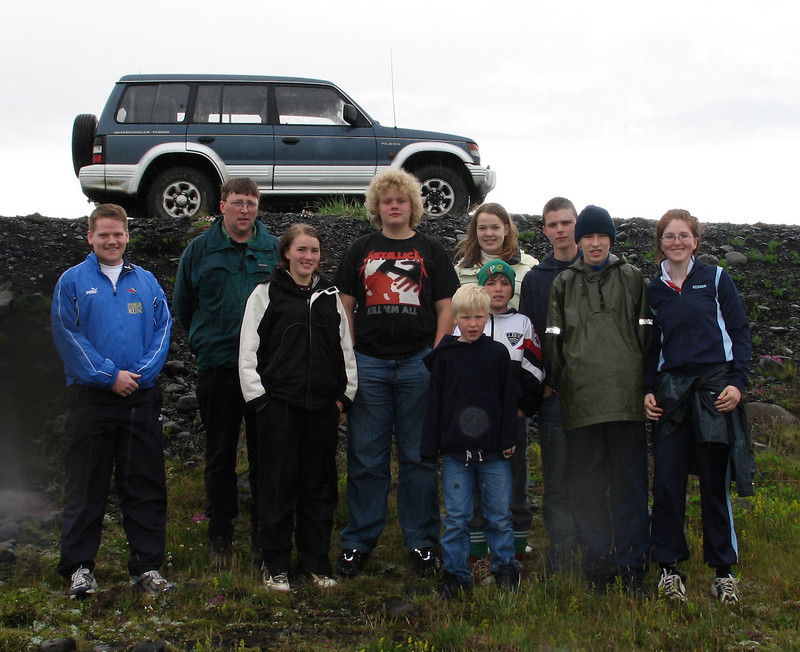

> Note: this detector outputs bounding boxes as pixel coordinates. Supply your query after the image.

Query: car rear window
[193,84,268,124]
[116,84,190,124]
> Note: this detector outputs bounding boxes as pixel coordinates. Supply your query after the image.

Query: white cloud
[0,0,797,223]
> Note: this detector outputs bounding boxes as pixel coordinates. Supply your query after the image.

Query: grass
[313,197,369,220]
[3,430,800,650]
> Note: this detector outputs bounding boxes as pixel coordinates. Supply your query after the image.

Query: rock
[177,395,199,413]
[130,640,169,652]
[746,402,798,426]
[0,547,16,563]
[0,521,20,539]
[39,639,77,652]
[0,288,12,317]
[386,600,421,619]
[758,356,785,376]
[725,251,748,265]
[698,253,719,265]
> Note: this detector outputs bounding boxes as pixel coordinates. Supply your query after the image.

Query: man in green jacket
[173,177,280,565]
[545,205,652,595]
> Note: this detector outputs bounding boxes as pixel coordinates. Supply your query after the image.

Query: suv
[72,74,496,219]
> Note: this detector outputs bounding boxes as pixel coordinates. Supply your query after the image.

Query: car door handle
[197,136,215,143]
[282,137,300,144]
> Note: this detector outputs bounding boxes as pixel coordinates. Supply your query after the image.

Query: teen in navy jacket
[644,209,752,605]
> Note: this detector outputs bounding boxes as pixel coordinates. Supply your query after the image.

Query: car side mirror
[343,103,359,126]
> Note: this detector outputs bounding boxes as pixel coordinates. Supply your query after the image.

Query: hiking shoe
[411,547,441,578]
[337,549,369,578]
[495,564,521,593]
[711,574,740,604]
[209,536,232,567]
[309,573,338,588]
[438,572,473,600]
[470,555,494,586]
[68,566,98,599]
[130,570,176,594]
[262,568,291,592]
[658,568,687,602]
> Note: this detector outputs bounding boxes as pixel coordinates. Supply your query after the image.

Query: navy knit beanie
[575,205,616,243]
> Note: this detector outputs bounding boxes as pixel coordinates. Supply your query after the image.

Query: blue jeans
[441,455,518,583]
[341,349,440,553]
[538,392,578,570]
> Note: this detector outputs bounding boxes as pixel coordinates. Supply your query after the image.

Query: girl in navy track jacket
[644,210,752,605]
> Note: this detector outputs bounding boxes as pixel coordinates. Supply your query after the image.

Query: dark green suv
[72,74,496,219]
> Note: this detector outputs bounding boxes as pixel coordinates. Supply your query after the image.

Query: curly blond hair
[364,169,424,229]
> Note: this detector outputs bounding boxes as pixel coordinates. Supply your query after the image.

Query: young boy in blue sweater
[422,284,521,599]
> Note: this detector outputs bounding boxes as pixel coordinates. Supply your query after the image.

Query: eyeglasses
[660,232,695,244]
[226,200,258,210]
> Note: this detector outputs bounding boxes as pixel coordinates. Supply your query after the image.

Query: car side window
[193,84,267,124]
[275,86,348,126]
[116,84,189,124]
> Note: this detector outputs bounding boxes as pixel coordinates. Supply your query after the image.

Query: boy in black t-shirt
[334,169,460,579]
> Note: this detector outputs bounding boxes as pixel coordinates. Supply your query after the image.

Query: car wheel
[147,168,217,219]
[414,165,469,216]
[71,114,97,177]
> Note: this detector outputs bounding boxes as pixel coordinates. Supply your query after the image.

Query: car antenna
[391,49,397,129]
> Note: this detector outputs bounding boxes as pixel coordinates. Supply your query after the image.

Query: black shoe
[337,549,369,578]
[494,564,521,593]
[411,547,441,578]
[209,537,232,567]
[438,571,472,600]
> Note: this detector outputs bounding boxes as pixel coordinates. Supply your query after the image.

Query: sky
[2,0,798,224]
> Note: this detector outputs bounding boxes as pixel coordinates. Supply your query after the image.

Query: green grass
[3,431,800,650]
[313,197,369,220]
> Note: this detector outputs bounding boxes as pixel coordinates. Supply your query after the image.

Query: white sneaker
[711,574,740,604]
[657,568,687,602]
[310,573,338,588]
[130,569,176,594]
[263,570,291,592]
[68,566,98,599]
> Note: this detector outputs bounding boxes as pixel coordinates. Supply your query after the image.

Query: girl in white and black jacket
[239,224,357,591]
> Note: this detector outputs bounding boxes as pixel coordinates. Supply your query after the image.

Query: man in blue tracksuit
[51,204,173,598]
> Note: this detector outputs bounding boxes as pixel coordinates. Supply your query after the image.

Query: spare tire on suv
[72,114,97,177]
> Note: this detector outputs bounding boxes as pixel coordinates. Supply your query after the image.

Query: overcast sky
[2,0,797,224]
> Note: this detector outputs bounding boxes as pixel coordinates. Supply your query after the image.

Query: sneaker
[711,574,740,604]
[658,568,687,602]
[411,547,441,578]
[309,573,338,589]
[130,569,176,594]
[262,568,291,592]
[337,549,369,578]
[68,566,98,599]
[469,555,494,587]
[494,564,521,593]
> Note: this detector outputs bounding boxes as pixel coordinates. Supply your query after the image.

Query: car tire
[71,114,97,177]
[414,165,469,216]
[147,167,217,219]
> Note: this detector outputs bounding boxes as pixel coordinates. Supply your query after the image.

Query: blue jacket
[645,259,751,394]
[51,252,172,389]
